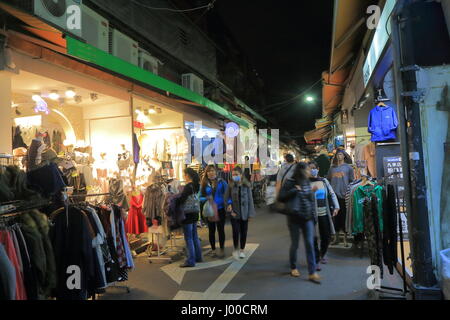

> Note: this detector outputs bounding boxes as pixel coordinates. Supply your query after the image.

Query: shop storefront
[0,11,255,300]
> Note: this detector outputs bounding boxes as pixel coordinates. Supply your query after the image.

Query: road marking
[161,257,235,285]
[172,243,259,300]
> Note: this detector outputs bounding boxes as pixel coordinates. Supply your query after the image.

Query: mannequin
[95,152,109,193]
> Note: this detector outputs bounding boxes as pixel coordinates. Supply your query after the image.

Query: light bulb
[49,90,60,100]
[32,93,41,102]
[65,88,76,98]
[149,106,156,114]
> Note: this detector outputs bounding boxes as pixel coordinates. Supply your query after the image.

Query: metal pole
[390,0,437,290]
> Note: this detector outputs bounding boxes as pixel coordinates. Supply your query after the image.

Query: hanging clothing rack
[376,171,409,299]
[63,191,131,299]
[0,199,53,217]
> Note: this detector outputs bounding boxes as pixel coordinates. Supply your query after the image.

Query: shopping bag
[202,199,215,218]
[203,198,219,222]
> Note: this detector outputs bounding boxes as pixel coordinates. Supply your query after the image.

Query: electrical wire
[131,0,216,13]
[193,0,217,24]
[259,78,323,112]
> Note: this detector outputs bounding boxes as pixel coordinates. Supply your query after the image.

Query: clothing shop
[334,0,413,286]
[0,20,252,300]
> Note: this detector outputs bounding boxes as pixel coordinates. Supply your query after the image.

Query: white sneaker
[232,250,239,260]
[239,251,246,259]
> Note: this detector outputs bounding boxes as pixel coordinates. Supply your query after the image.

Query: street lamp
[306,96,314,103]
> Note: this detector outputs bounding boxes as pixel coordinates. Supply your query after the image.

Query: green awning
[234,98,267,123]
[66,37,249,128]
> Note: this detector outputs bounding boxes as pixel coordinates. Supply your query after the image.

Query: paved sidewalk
[98,206,404,300]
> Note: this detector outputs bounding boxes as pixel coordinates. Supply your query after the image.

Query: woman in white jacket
[309,161,340,270]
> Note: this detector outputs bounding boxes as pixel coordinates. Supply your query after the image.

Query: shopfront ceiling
[11,71,123,108]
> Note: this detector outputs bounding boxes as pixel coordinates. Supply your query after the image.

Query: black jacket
[50,207,96,300]
[278,178,315,222]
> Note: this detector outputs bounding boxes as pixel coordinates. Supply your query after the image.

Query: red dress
[125,193,148,235]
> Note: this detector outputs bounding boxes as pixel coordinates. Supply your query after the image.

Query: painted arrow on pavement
[161,255,235,285]
[171,243,259,300]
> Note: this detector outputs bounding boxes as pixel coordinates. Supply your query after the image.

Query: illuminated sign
[363,0,397,86]
[225,122,240,138]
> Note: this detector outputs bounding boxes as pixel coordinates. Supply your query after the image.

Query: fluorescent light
[65,88,76,98]
[49,90,60,100]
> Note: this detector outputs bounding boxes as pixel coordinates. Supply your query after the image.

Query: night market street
[98,205,404,300]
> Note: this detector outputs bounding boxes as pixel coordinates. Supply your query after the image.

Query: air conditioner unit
[182,73,204,96]
[81,5,109,52]
[110,29,138,65]
[138,49,160,75]
[33,0,82,37]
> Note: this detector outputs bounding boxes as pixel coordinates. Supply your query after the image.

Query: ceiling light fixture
[65,87,76,98]
[32,93,41,102]
[90,93,98,102]
[149,106,156,114]
[49,90,60,100]
[74,95,82,104]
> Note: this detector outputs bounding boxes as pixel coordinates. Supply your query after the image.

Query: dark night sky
[214,0,334,140]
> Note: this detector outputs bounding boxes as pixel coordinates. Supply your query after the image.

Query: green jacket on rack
[352,184,384,234]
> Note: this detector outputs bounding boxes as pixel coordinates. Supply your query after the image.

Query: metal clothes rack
[65,192,131,298]
[376,171,409,300]
[0,199,52,216]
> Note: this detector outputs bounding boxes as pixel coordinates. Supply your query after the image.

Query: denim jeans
[183,223,203,266]
[287,217,317,275]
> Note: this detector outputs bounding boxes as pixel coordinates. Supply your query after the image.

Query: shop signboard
[363,0,397,87]
[383,156,409,240]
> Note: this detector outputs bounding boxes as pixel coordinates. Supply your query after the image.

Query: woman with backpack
[200,165,229,258]
[278,162,321,283]
[175,168,203,268]
[224,166,255,259]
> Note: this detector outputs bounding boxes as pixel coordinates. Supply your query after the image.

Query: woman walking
[176,168,203,268]
[200,165,229,258]
[224,167,255,259]
[278,162,321,284]
[309,161,339,270]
